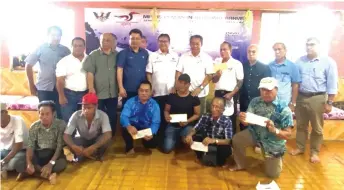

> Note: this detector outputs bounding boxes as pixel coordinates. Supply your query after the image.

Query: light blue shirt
[295,56,338,94]
[269,59,301,102]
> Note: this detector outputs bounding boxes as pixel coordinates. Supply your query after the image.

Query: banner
[85,8,252,63]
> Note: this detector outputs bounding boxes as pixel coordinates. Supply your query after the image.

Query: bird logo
[114,12,139,21]
[93,12,111,22]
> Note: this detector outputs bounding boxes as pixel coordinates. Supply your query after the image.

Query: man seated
[185,97,232,166]
[120,80,160,154]
[0,103,28,179]
[163,74,201,153]
[230,77,293,178]
[21,101,67,184]
[63,93,112,162]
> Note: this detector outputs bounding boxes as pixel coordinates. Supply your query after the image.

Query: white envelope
[190,142,208,152]
[170,114,187,123]
[256,180,280,190]
[132,128,152,140]
[245,112,269,127]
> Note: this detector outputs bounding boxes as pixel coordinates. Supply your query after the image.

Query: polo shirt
[25,43,71,91]
[82,49,118,99]
[0,115,28,150]
[176,51,214,98]
[214,57,244,91]
[65,110,112,140]
[117,47,149,92]
[56,54,87,92]
[146,50,179,97]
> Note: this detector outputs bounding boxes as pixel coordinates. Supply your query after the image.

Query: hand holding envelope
[213,63,228,73]
[170,114,187,123]
[190,142,208,152]
[131,128,153,140]
[244,112,269,127]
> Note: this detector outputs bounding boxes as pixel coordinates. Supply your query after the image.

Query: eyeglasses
[158,40,169,43]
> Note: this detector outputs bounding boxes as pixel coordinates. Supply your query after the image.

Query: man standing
[291,37,338,163]
[25,26,71,119]
[83,33,118,136]
[0,103,28,179]
[213,42,244,134]
[185,97,232,167]
[269,42,301,111]
[56,37,87,123]
[230,77,293,178]
[240,44,271,112]
[63,93,112,162]
[120,81,160,154]
[176,35,214,114]
[117,29,150,106]
[146,33,179,146]
[141,36,153,54]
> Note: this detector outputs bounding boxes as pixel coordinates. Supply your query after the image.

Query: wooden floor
[2,139,344,190]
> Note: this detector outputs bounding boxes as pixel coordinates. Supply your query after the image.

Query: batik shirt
[247,97,293,157]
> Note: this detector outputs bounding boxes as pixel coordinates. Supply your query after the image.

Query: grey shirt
[65,110,112,140]
[25,43,71,91]
[82,49,118,99]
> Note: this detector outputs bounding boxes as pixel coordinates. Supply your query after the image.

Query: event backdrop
[85,8,252,63]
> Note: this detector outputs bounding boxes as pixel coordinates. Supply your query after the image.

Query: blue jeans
[61,89,87,123]
[37,88,62,119]
[98,98,118,136]
[163,125,193,153]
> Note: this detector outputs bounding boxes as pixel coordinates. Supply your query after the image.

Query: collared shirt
[194,113,232,139]
[176,51,214,97]
[27,119,66,151]
[25,43,71,91]
[296,56,338,94]
[117,47,149,92]
[241,61,271,101]
[214,57,244,91]
[269,59,301,102]
[0,115,28,150]
[146,49,179,96]
[56,54,87,92]
[120,96,160,134]
[83,49,118,99]
[65,110,112,140]
[247,97,293,157]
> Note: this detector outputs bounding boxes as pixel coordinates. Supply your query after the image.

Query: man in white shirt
[141,36,153,54]
[175,35,214,114]
[212,42,244,133]
[0,103,28,179]
[56,37,88,123]
[146,33,179,146]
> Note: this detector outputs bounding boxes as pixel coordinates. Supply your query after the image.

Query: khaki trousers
[232,129,283,178]
[295,94,326,155]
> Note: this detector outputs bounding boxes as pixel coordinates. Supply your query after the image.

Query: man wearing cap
[63,93,112,162]
[230,77,293,178]
[162,74,201,153]
[120,81,160,154]
[0,103,28,179]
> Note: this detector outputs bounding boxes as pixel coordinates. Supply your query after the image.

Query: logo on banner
[93,12,111,22]
[114,12,140,26]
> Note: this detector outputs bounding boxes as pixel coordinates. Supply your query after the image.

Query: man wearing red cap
[63,93,112,161]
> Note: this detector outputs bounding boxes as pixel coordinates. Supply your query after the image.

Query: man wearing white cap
[229,77,293,178]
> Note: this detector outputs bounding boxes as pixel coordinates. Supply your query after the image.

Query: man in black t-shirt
[162,74,201,153]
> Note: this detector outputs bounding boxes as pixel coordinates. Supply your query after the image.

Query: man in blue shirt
[120,81,160,154]
[290,37,338,163]
[269,42,301,111]
[117,29,150,107]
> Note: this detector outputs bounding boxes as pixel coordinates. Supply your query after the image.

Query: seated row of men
[0,76,292,184]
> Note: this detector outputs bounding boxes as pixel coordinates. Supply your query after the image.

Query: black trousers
[153,95,168,147]
[214,90,238,134]
[193,132,232,166]
[32,149,67,173]
[122,127,157,152]
[98,97,118,136]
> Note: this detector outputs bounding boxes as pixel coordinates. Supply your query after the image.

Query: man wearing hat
[0,103,28,179]
[63,93,112,162]
[162,74,201,153]
[230,77,293,178]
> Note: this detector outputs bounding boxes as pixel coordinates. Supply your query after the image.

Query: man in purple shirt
[290,37,338,163]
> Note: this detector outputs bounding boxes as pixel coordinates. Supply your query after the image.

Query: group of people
[0,25,338,183]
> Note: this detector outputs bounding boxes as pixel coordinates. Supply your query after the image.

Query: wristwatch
[49,160,56,165]
[289,102,296,107]
[199,85,205,90]
[327,100,333,105]
[275,128,280,135]
[215,139,219,144]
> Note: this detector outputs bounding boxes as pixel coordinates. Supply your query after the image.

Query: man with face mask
[83,33,118,137]
[290,37,338,164]
[25,26,71,119]
[230,77,293,178]
[268,42,301,112]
